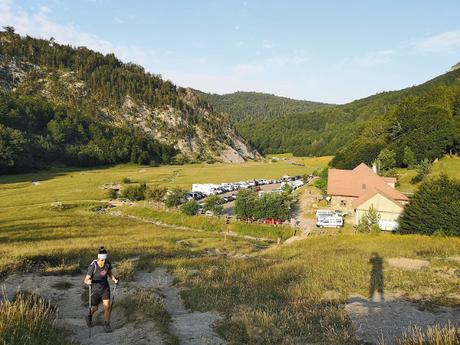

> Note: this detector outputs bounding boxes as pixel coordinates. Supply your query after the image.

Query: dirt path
[148,267,225,345]
[1,267,225,345]
[345,294,460,344]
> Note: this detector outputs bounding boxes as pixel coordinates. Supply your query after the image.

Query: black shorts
[91,286,110,306]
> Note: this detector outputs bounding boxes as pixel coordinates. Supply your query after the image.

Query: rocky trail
[1,267,225,345]
[345,294,460,344]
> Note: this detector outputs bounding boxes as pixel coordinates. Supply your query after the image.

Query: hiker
[84,247,119,333]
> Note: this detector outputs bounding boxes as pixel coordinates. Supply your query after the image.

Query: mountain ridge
[0,29,259,173]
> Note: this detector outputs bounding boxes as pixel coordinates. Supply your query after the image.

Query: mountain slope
[231,63,460,167]
[0,29,258,173]
[195,90,331,123]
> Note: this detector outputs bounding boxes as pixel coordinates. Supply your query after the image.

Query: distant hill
[231,63,460,168]
[0,28,258,173]
[194,90,330,123]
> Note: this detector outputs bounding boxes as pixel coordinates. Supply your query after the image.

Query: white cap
[97,253,108,260]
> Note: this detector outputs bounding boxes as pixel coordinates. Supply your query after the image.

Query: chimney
[372,163,378,174]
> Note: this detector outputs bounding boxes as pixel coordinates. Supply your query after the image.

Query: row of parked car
[190,176,305,198]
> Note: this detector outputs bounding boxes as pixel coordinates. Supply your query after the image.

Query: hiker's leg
[102,299,110,322]
[91,305,98,315]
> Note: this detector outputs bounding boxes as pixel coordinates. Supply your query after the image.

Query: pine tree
[399,174,460,235]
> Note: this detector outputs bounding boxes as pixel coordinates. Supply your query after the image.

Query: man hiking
[84,246,119,333]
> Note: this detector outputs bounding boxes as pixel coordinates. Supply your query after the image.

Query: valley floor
[1,159,460,344]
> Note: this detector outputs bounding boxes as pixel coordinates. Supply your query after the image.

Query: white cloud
[415,31,460,52]
[263,40,273,49]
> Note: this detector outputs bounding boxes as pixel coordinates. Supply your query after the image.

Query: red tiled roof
[352,187,404,209]
[327,163,409,204]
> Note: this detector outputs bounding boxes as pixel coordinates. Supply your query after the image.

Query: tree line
[0,93,176,173]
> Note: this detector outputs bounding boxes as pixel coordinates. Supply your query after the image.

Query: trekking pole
[109,282,118,319]
[88,283,92,338]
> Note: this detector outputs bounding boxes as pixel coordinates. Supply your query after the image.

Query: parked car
[261,218,284,225]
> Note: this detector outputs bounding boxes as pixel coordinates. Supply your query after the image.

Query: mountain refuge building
[327,163,409,230]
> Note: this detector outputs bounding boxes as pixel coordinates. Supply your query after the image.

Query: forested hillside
[195,90,329,122]
[231,65,460,168]
[0,27,257,174]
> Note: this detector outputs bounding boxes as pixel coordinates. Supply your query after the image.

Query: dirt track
[1,267,225,345]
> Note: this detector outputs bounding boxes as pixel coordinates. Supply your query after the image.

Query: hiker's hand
[112,277,119,285]
[85,278,92,285]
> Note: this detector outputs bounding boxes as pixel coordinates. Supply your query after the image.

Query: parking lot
[221,183,284,216]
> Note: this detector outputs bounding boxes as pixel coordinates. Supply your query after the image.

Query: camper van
[315,210,334,220]
[316,216,343,228]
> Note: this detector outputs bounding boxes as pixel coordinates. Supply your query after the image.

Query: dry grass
[117,289,179,345]
[0,291,74,345]
[115,259,137,281]
[392,323,460,345]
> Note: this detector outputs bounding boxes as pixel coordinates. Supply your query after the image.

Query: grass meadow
[1,156,460,344]
[397,156,460,193]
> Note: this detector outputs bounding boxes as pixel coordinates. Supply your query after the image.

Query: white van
[316,216,343,228]
[315,210,334,219]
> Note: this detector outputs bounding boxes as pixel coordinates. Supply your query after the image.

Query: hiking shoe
[104,322,112,333]
[85,314,92,327]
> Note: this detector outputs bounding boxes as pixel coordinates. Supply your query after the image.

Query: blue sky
[1,0,460,103]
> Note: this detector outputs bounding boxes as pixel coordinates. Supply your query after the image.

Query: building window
[340,200,347,206]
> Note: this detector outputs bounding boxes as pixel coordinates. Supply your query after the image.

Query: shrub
[314,168,328,195]
[410,158,432,184]
[121,183,147,201]
[180,200,199,215]
[203,195,224,215]
[146,185,167,202]
[122,177,131,184]
[403,146,417,169]
[399,174,460,236]
[165,188,188,208]
[356,206,381,234]
[107,189,118,199]
[115,259,136,281]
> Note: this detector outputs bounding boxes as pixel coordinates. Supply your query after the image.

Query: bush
[399,174,460,236]
[314,168,328,195]
[107,189,118,199]
[122,177,131,184]
[403,146,417,169]
[146,185,167,202]
[180,200,199,215]
[410,158,432,184]
[165,188,188,208]
[121,183,147,201]
[203,195,224,215]
[356,206,381,234]
[115,259,136,281]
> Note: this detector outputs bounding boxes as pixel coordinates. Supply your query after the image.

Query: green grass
[170,234,460,344]
[123,206,294,241]
[397,156,460,193]
[1,158,459,345]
